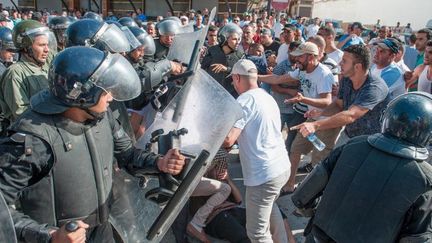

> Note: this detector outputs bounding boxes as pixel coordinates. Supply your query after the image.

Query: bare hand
[290,122,318,137]
[332,83,339,97]
[284,92,303,104]
[403,71,413,82]
[50,220,89,243]
[211,63,228,73]
[304,109,322,119]
[170,61,185,75]
[158,149,186,175]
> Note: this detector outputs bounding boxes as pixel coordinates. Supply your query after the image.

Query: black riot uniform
[292,92,432,243]
[201,23,244,98]
[0,47,168,243]
[0,26,16,74]
[65,19,136,141]
[124,26,173,110]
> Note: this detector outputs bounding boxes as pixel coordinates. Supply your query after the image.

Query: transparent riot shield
[167,7,216,71]
[179,22,194,34]
[132,68,243,241]
[109,169,173,243]
[0,191,17,243]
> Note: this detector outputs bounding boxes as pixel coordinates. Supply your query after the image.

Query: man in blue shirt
[337,22,365,50]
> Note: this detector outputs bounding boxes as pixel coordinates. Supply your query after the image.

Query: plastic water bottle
[307,133,326,151]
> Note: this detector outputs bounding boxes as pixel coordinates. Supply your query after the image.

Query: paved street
[226,150,310,243]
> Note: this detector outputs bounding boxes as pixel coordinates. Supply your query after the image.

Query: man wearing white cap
[224,59,290,243]
[258,42,337,194]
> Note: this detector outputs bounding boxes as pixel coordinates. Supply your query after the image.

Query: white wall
[313,0,432,31]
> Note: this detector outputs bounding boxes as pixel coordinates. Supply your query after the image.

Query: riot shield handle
[142,128,199,206]
[65,221,79,232]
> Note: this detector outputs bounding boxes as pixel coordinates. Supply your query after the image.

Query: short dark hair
[427,40,432,48]
[344,44,371,70]
[319,26,336,36]
[288,41,301,51]
[208,25,218,32]
[249,43,264,52]
[409,34,417,44]
[417,28,432,40]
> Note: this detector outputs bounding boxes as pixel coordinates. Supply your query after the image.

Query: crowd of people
[0,4,431,243]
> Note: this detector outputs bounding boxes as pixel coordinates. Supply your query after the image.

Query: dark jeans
[205,207,250,243]
[281,112,307,154]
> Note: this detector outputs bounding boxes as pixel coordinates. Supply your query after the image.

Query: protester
[292,92,432,243]
[224,59,290,243]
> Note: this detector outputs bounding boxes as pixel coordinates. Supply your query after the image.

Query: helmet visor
[138,32,156,56]
[94,23,131,53]
[120,26,141,50]
[90,52,141,101]
[25,27,58,51]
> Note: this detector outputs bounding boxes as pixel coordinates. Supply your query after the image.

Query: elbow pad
[291,163,329,209]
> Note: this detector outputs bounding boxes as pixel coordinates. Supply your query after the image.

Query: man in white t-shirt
[370,38,406,99]
[318,25,343,65]
[306,17,320,39]
[258,42,338,194]
[276,24,296,64]
[224,59,290,243]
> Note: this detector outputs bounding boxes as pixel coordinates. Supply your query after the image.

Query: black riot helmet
[0,27,16,52]
[83,11,103,22]
[66,19,131,53]
[48,16,72,47]
[381,92,432,147]
[30,46,141,115]
[118,17,138,28]
[128,26,155,56]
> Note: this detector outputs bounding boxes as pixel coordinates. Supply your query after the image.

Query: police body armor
[312,135,432,242]
[205,45,243,97]
[10,109,116,228]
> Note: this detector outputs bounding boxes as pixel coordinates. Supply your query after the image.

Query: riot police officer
[154,19,180,61]
[65,19,130,53]
[123,26,184,138]
[118,16,139,28]
[125,26,183,110]
[83,11,103,22]
[0,46,186,243]
[65,18,139,141]
[0,20,57,122]
[292,92,432,242]
[0,26,16,136]
[0,26,16,75]
[201,23,244,98]
[48,16,73,51]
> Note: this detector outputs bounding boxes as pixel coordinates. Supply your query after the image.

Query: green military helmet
[12,20,57,51]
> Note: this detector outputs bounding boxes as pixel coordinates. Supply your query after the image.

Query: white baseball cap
[290,42,319,56]
[227,59,258,77]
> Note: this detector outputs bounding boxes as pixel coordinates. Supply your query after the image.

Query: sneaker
[297,163,314,173]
